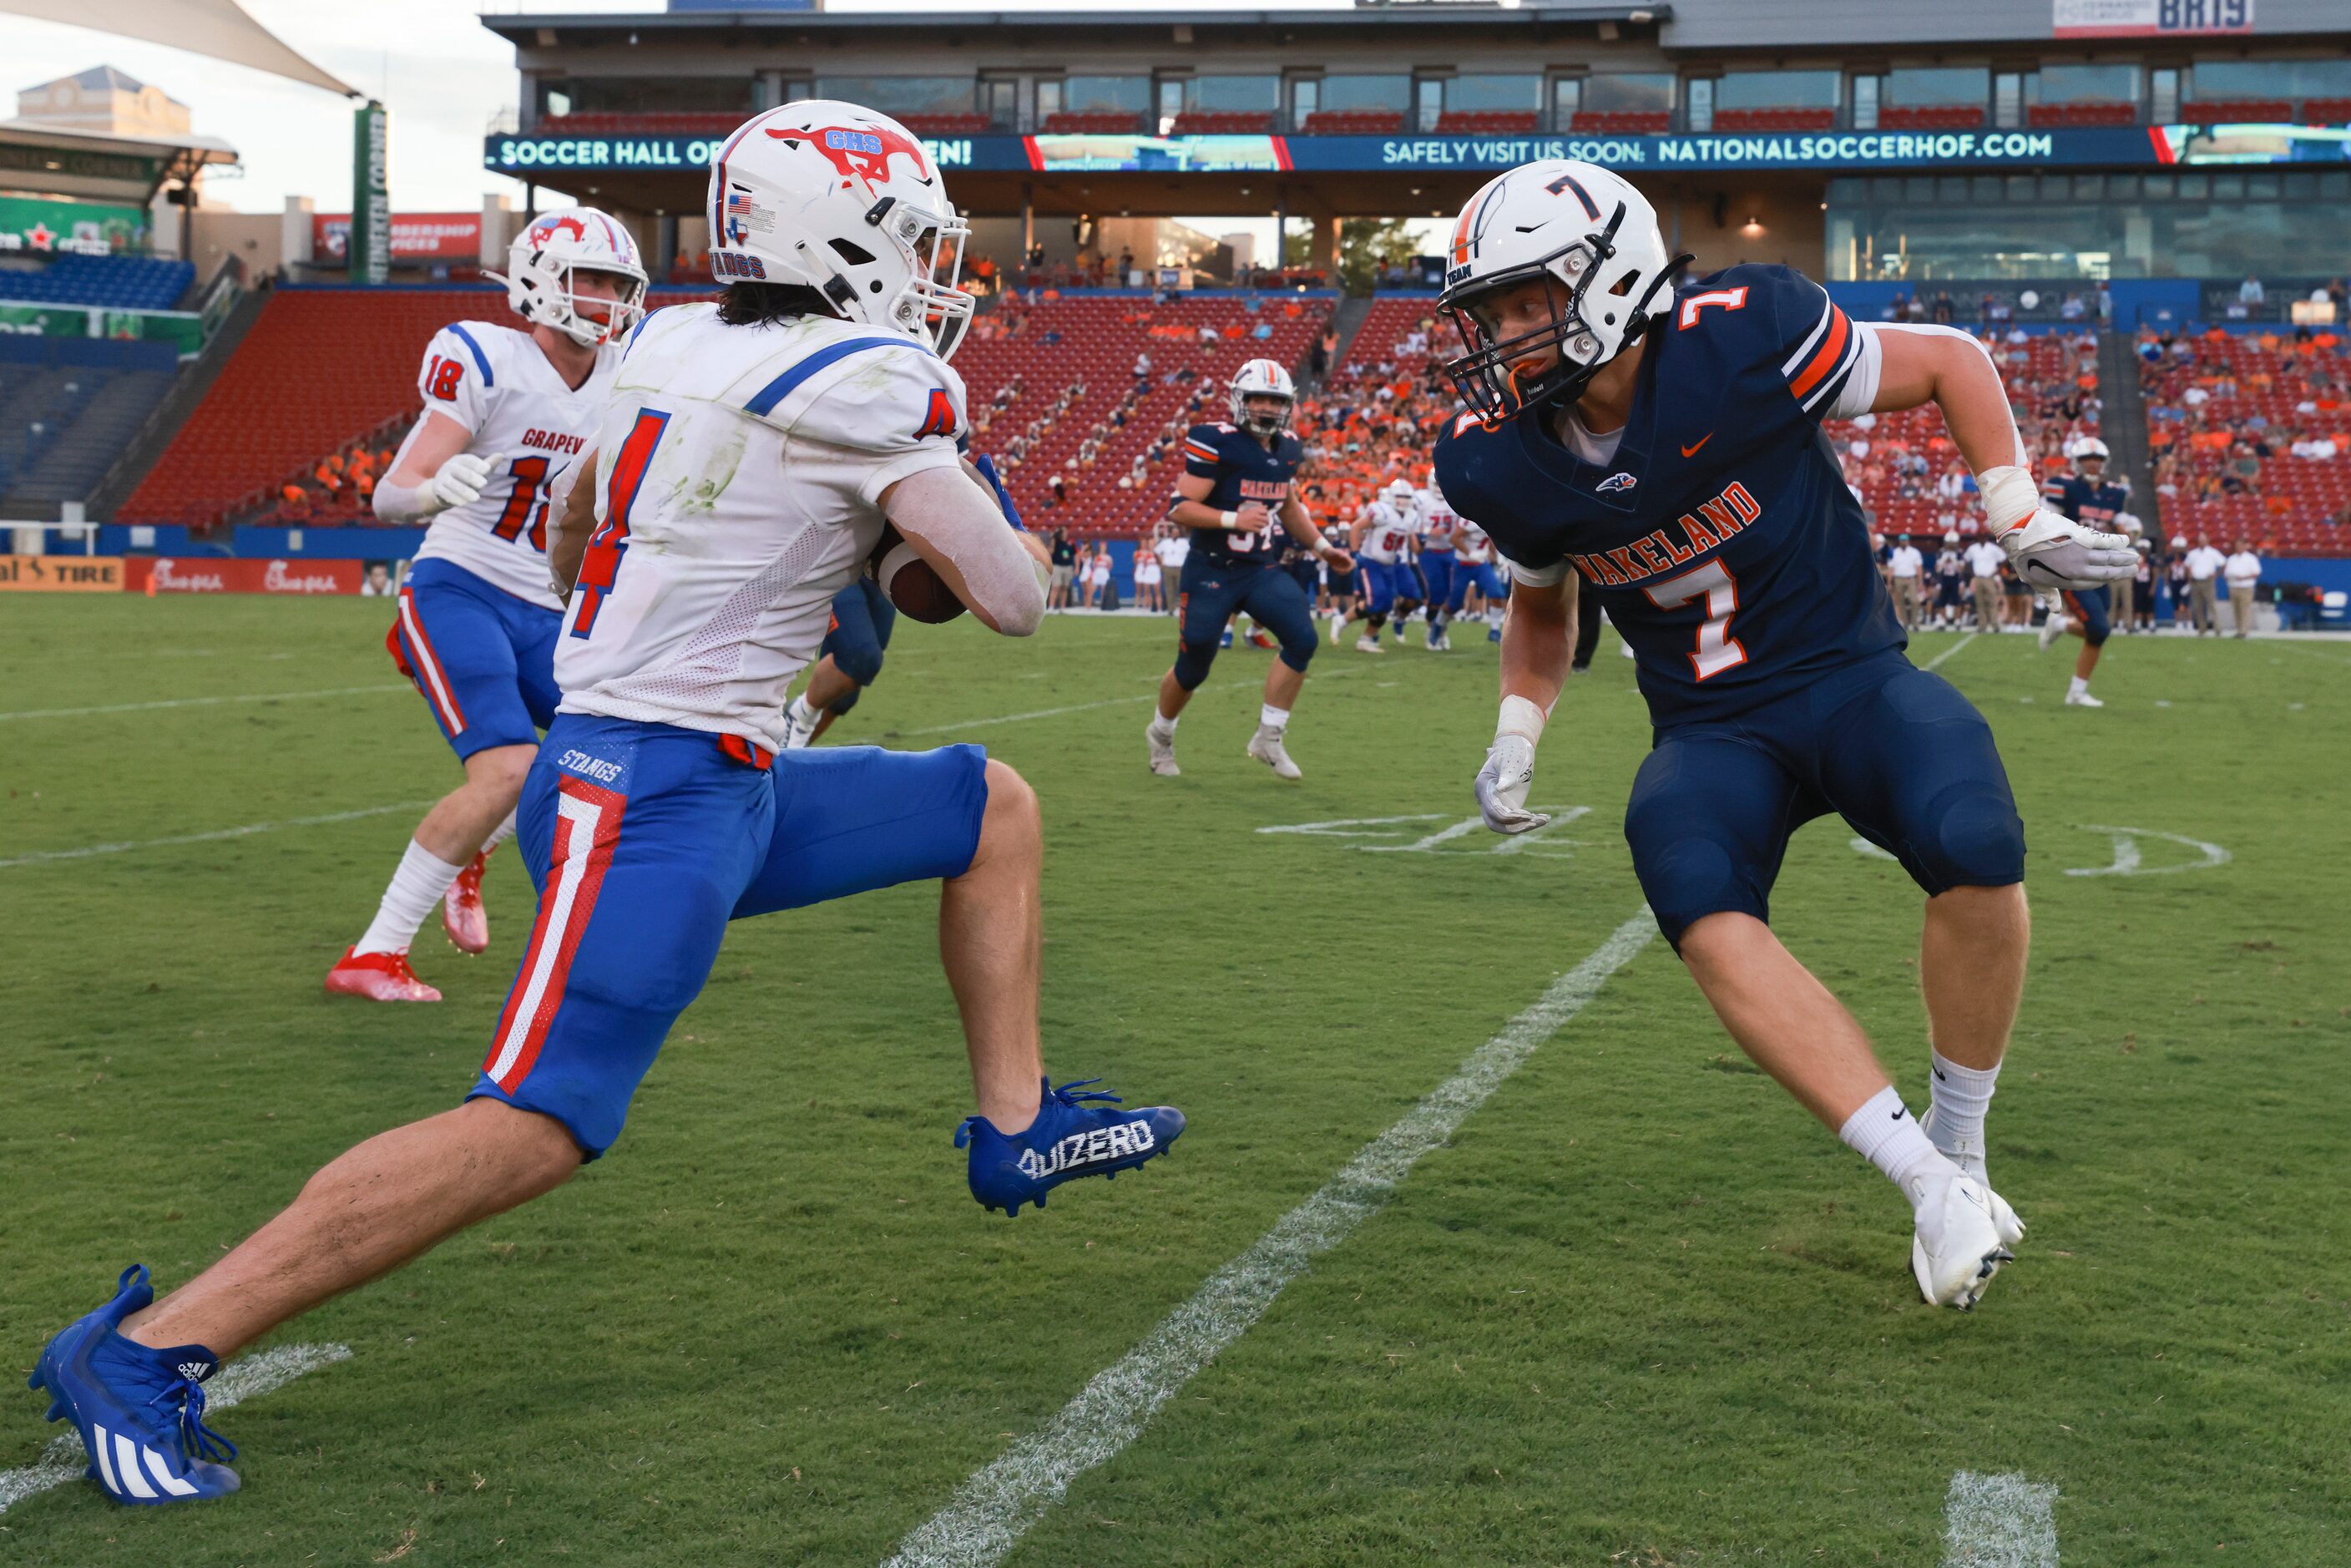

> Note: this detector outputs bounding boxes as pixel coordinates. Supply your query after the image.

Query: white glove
[422,451,501,515]
[1478,695,1554,834]
[1978,464,2132,593]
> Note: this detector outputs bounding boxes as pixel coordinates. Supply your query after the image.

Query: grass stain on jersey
[671,427,745,513]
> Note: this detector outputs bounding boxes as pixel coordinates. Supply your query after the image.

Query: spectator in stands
[2184,535,2227,634]
[361,562,394,598]
[2224,537,2263,637]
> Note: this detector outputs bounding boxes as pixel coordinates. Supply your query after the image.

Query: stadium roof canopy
[0,0,356,98]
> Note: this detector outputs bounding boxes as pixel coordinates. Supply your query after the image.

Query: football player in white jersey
[1454,517,1510,641]
[35,107,1188,1504]
[1331,478,1423,651]
[328,208,645,1003]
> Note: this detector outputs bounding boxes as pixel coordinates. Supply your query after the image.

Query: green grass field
[3,598,2347,1566]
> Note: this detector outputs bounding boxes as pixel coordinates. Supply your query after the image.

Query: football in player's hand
[870,524,968,624]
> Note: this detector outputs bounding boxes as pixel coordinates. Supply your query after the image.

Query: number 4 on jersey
[571,408,669,639]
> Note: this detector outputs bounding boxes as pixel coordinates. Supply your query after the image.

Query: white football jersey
[555,304,967,751]
[1416,486,1460,548]
[1456,520,1493,564]
[1355,500,1418,563]
[411,321,619,608]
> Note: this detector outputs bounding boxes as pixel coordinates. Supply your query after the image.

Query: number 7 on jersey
[1643,558,1748,680]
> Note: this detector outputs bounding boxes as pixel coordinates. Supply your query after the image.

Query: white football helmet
[1228,357,1295,437]
[1944,529,1962,545]
[1384,478,1415,504]
[2072,437,2110,468]
[490,206,648,347]
[705,99,973,358]
[1438,159,1686,424]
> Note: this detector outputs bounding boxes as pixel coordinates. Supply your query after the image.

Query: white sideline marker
[1924,632,1977,672]
[1943,1469,2060,1567]
[881,909,1658,1568]
[0,684,410,723]
[0,802,432,870]
[0,1343,351,1515]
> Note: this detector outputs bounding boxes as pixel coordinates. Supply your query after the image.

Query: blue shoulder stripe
[744,335,929,417]
[445,323,493,387]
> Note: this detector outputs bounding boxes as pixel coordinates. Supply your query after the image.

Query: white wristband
[1977,465,2040,536]
[1219,509,1237,529]
[1496,694,1549,746]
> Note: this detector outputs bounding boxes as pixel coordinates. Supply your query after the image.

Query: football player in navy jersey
[1433,160,2132,1309]
[1146,359,1354,780]
[2036,438,2131,706]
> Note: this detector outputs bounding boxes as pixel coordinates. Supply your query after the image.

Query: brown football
[869,524,968,624]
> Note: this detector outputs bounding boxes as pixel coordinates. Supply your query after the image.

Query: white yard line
[0,685,409,723]
[1943,1469,2060,1567]
[0,802,432,870]
[0,1343,351,1516]
[1924,632,1977,672]
[880,908,1659,1568]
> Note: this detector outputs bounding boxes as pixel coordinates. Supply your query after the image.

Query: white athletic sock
[1148,711,1178,738]
[787,692,821,729]
[1838,1085,1955,1208]
[354,839,467,956]
[2067,675,2089,697]
[1258,703,1291,732]
[1926,1048,2001,1156]
[482,809,518,853]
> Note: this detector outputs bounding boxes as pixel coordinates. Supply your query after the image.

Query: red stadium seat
[1169,111,1274,136]
[1570,110,1671,134]
[1040,111,1145,134]
[1711,108,1836,131]
[1434,111,1540,134]
[1301,110,1405,135]
[1875,105,1985,130]
[2180,99,2294,124]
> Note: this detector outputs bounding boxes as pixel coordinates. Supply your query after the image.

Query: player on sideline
[328,210,646,1002]
[1435,160,2130,1309]
[29,104,1183,1505]
[1145,359,1353,779]
[2036,438,2128,706]
[1332,478,1421,651]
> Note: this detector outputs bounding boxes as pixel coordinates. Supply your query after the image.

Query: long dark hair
[718,281,837,327]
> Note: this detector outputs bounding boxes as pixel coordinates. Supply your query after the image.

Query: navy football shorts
[387,558,561,761]
[2062,584,2112,646]
[1175,554,1317,684]
[1623,652,2025,948]
[819,575,898,711]
[468,715,988,1156]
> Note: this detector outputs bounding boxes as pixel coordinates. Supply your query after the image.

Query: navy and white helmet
[490,206,649,347]
[2071,437,2111,467]
[1438,160,1686,424]
[1227,357,1295,438]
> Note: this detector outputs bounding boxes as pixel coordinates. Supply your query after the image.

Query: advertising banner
[0,195,148,255]
[488,123,2351,178]
[0,554,125,591]
[124,558,364,594]
[351,101,390,286]
[314,212,482,262]
[0,302,207,352]
[2054,0,2252,37]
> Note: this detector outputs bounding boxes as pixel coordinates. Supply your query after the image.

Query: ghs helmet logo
[1597,472,1639,494]
[769,124,933,191]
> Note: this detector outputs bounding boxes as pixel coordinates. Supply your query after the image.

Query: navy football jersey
[1435,263,1903,728]
[1182,421,1302,570]
[2045,473,2129,530]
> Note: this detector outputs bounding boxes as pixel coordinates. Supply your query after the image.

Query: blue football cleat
[957,1077,1185,1216]
[28,1265,239,1505]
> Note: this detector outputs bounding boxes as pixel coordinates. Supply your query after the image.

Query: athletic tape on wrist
[1496,694,1548,745]
[1977,465,2041,535]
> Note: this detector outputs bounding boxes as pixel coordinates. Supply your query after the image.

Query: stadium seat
[1570,110,1671,134]
[1040,110,1145,134]
[1433,111,1540,134]
[0,254,195,312]
[2180,99,2294,124]
[537,112,749,137]
[1300,110,1405,135]
[2028,102,2138,128]
[1711,109,1836,131]
[1875,105,1985,130]
[2300,98,2351,124]
[897,113,992,136]
[2137,329,2351,556]
[1169,112,1274,135]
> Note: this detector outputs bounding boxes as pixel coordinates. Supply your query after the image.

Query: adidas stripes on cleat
[28,1265,240,1505]
[957,1077,1185,1216]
